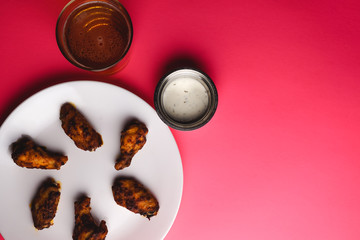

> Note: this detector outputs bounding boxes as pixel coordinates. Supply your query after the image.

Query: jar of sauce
[154,69,218,130]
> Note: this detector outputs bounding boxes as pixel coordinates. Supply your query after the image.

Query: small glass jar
[154,69,218,131]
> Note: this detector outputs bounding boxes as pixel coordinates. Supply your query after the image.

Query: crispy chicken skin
[31,178,61,230]
[112,177,159,219]
[115,120,148,170]
[73,196,108,240]
[60,102,103,151]
[11,136,68,170]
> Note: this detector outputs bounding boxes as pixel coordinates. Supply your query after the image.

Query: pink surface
[1,0,360,239]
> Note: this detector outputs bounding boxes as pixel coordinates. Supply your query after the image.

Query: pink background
[1,0,360,239]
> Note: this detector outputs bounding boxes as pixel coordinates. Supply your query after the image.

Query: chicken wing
[112,177,159,219]
[73,196,108,240]
[31,178,61,230]
[115,120,148,170]
[60,102,103,151]
[11,136,68,170]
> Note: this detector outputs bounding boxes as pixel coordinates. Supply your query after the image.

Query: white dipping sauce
[162,77,209,122]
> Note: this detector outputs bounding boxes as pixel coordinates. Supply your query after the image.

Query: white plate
[0,81,183,240]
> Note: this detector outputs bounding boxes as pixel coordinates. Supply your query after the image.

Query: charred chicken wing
[60,102,103,151]
[11,136,68,170]
[115,120,148,170]
[112,177,159,219]
[73,196,108,240]
[31,178,61,230]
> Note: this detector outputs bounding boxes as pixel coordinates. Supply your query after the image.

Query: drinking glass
[56,0,133,73]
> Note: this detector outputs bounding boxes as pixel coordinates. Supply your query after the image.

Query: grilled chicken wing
[60,102,103,151]
[31,178,61,230]
[112,177,159,219]
[11,136,68,170]
[115,120,148,170]
[73,196,108,240]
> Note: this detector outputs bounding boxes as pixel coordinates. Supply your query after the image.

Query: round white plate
[0,81,183,240]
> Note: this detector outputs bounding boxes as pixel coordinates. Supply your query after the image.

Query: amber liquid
[64,2,131,70]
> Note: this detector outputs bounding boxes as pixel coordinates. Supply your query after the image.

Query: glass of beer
[56,0,133,73]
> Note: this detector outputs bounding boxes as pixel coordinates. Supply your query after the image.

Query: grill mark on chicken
[112,177,159,219]
[11,136,68,170]
[73,196,108,240]
[31,177,61,230]
[60,102,103,151]
[115,120,148,170]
